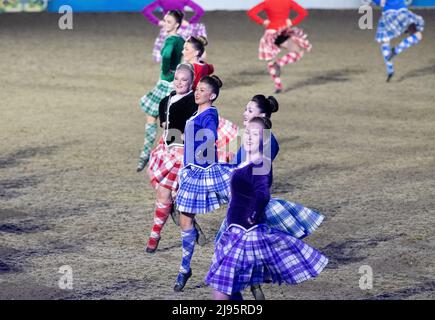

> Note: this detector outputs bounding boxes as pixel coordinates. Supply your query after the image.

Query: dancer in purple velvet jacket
[141,0,207,62]
[205,117,328,300]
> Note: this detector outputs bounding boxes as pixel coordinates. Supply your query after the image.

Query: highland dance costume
[146,92,237,249]
[205,160,328,297]
[191,61,239,162]
[372,0,424,81]
[142,0,207,62]
[216,133,324,243]
[175,107,233,285]
[146,91,197,250]
[176,107,232,214]
[138,34,185,169]
[247,0,312,92]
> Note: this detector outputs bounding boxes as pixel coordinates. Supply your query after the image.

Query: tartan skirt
[205,224,328,296]
[375,9,425,43]
[140,80,173,118]
[215,198,325,244]
[147,137,184,192]
[175,163,232,214]
[152,23,208,62]
[217,116,239,162]
[259,27,312,61]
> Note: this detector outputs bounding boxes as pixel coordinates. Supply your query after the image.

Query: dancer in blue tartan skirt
[371,0,424,82]
[205,117,328,300]
[173,75,233,292]
[215,94,325,299]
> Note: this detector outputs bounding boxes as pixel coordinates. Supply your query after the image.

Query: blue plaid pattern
[375,8,425,43]
[264,198,325,238]
[215,198,325,244]
[395,33,420,55]
[381,43,395,75]
[205,224,328,296]
[175,163,232,214]
[179,228,197,274]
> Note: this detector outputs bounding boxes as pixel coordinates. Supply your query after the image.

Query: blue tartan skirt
[205,224,328,296]
[215,198,325,244]
[175,163,232,214]
[376,8,425,43]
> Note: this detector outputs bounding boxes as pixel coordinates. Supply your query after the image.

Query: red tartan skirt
[147,138,184,192]
[259,27,312,61]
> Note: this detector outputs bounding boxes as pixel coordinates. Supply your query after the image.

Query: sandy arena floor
[0,10,434,300]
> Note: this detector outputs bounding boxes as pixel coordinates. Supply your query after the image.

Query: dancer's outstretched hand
[263,19,270,28]
[286,19,293,27]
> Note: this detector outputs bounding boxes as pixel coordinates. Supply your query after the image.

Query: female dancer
[142,0,207,63]
[145,64,237,253]
[174,76,233,292]
[371,0,424,82]
[216,95,325,299]
[205,117,328,300]
[182,35,238,162]
[138,10,185,172]
[145,64,198,253]
[247,0,312,93]
[182,36,214,90]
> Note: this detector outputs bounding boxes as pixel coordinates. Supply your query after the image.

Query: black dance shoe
[174,269,192,292]
[386,72,394,83]
[136,162,146,172]
[170,205,180,226]
[194,219,207,246]
[251,284,266,300]
[145,237,160,254]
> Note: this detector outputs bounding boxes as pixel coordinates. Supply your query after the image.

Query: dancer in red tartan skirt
[247,0,312,93]
[145,64,198,253]
[145,64,238,253]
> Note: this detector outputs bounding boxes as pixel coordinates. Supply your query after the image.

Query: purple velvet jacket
[141,0,205,25]
[226,161,272,230]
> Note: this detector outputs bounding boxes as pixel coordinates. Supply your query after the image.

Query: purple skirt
[205,224,328,296]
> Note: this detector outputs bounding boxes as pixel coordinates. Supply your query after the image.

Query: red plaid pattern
[259,27,312,61]
[217,116,238,149]
[147,137,184,192]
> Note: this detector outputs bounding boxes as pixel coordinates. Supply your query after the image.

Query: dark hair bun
[263,117,272,129]
[174,9,184,20]
[211,75,223,88]
[168,9,184,25]
[267,96,279,113]
[197,36,208,47]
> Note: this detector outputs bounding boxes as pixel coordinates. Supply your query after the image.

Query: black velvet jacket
[158,91,198,146]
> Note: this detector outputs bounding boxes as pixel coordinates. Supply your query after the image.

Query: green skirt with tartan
[140,80,173,118]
